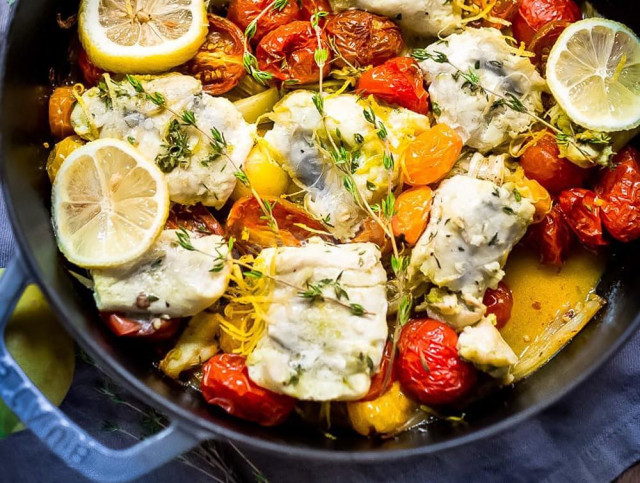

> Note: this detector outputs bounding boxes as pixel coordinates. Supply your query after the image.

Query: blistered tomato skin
[256,21,331,84]
[201,354,296,427]
[357,57,429,115]
[299,0,332,20]
[397,319,476,406]
[227,0,300,43]
[78,47,105,86]
[182,15,246,95]
[527,204,573,266]
[483,282,514,330]
[166,203,225,236]
[360,342,396,402]
[512,0,582,45]
[595,147,640,242]
[520,133,588,194]
[324,10,404,68]
[558,188,608,247]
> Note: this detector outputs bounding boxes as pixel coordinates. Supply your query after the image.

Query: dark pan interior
[1,0,640,460]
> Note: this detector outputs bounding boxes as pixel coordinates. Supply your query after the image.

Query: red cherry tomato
[558,188,608,247]
[201,354,296,426]
[357,57,429,115]
[360,342,396,402]
[595,147,640,242]
[182,15,246,95]
[527,204,573,266]
[256,21,331,85]
[467,0,519,29]
[101,313,182,341]
[324,10,404,68]
[527,20,572,71]
[166,203,224,236]
[78,47,105,86]
[520,133,588,194]
[512,0,581,45]
[227,0,300,44]
[483,282,514,330]
[397,319,476,406]
[299,0,332,20]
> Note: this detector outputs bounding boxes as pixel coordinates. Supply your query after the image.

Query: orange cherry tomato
[77,47,105,86]
[397,319,476,406]
[351,217,392,254]
[360,342,396,402]
[520,132,588,194]
[483,282,514,330]
[166,203,225,236]
[226,196,333,253]
[49,86,76,139]
[528,20,572,71]
[256,21,331,85]
[299,0,332,20]
[558,188,608,247]
[324,10,404,68]
[227,0,300,44]
[182,15,246,95]
[101,313,182,341]
[402,124,463,186]
[391,186,433,246]
[512,0,581,45]
[201,354,296,426]
[356,57,429,115]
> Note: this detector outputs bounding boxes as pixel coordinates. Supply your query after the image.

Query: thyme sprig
[411,49,600,164]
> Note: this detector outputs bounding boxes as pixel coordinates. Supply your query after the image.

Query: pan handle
[0,257,206,482]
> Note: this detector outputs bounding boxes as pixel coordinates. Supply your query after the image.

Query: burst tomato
[357,57,429,115]
[351,217,392,254]
[512,0,581,45]
[182,15,246,95]
[397,319,476,406]
[49,86,76,139]
[360,342,396,402]
[101,313,181,341]
[201,354,296,426]
[468,0,519,29]
[595,147,640,242]
[299,0,332,20]
[227,0,300,43]
[324,10,404,68]
[528,20,572,70]
[558,188,608,247]
[226,196,333,253]
[391,186,433,246]
[78,47,105,86]
[256,21,331,84]
[520,133,588,194]
[166,203,224,236]
[527,204,573,266]
[402,124,463,186]
[483,282,514,330]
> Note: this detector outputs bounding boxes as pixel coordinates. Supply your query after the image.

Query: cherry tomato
[166,203,224,236]
[182,15,246,95]
[226,196,333,253]
[324,10,404,68]
[77,47,105,86]
[49,86,76,139]
[391,186,433,246]
[512,0,581,45]
[299,0,332,20]
[483,282,514,330]
[595,147,640,243]
[528,20,572,71]
[256,21,331,85]
[101,313,181,341]
[558,188,607,247]
[468,0,519,29]
[357,57,429,115]
[520,133,588,194]
[227,0,300,43]
[402,124,463,186]
[527,204,573,266]
[201,353,296,426]
[351,217,392,254]
[360,342,396,402]
[397,319,476,406]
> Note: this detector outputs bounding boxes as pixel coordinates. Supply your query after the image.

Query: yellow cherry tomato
[46,135,85,183]
[232,144,290,200]
[347,381,418,437]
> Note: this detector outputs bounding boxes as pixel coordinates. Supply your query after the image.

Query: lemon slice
[52,139,170,269]
[78,0,208,74]
[546,18,640,132]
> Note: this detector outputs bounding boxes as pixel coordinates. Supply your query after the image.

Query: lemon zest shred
[71,83,100,140]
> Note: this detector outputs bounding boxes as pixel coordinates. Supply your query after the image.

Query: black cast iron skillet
[1,1,639,481]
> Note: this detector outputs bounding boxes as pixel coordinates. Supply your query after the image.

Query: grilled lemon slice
[52,139,169,268]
